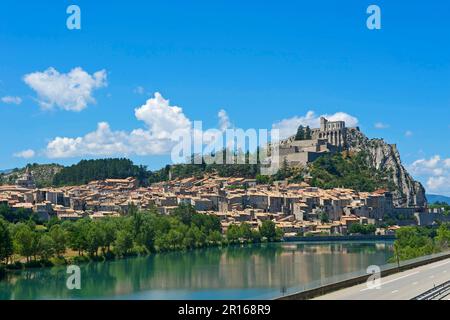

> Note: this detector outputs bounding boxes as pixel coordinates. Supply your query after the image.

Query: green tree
[52,158,149,186]
[192,213,221,234]
[260,220,277,241]
[239,223,253,240]
[64,218,91,256]
[207,230,223,244]
[348,223,376,235]
[436,223,450,249]
[174,203,196,226]
[319,211,329,224]
[49,224,67,256]
[86,222,102,257]
[226,224,241,242]
[135,213,156,252]
[251,229,262,243]
[392,226,437,261]
[114,229,133,257]
[37,234,55,261]
[256,174,270,185]
[305,126,312,139]
[0,218,13,264]
[310,152,394,192]
[12,223,35,262]
[167,229,184,249]
[190,225,206,246]
[295,125,305,140]
[98,218,117,253]
[183,228,196,249]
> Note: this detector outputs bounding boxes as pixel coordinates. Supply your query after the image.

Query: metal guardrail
[412,280,450,300]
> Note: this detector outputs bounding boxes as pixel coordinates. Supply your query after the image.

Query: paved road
[314,258,450,300]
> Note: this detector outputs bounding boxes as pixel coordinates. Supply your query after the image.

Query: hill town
[1,118,449,238]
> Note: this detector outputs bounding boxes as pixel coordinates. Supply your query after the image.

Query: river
[0,241,394,300]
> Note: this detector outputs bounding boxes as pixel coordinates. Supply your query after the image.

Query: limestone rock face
[346,128,426,207]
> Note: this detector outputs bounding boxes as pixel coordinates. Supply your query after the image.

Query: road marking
[412,282,419,285]
[391,290,399,294]
[429,275,435,279]
[360,271,420,292]
[429,260,450,270]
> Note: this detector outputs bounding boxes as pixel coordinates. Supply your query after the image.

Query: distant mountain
[427,194,450,204]
[0,169,13,174]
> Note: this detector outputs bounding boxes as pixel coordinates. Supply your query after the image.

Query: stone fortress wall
[312,117,347,149]
[276,117,358,167]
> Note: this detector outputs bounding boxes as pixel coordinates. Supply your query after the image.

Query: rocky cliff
[0,164,63,187]
[346,128,426,208]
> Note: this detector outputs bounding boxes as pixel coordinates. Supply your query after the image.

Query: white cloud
[134,86,145,95]
[134,92,192,140]
[23,67,107,111]
[408,155,450,196]
[405,130,413,137]
[13,149,35,159]
[427,176,448,191]
[1,96,22,105]
[409,155,443,176]
[218,109,231,132]
[374,122,389,129]
[445,159,450,169]
[272,111,359,140]
[45,92,192,158]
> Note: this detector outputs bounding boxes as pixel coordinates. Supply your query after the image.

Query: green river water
[0,241,394,300]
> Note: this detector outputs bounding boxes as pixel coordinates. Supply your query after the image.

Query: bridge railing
[412,280,450,300]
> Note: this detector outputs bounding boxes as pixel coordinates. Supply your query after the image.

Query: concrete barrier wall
[277,252,450,300]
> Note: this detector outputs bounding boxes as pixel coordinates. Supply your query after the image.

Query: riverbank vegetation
[392,224,450,262]
[347,223,377,235]
[0,204,282,273]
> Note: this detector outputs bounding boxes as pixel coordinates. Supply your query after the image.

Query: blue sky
[0,0,449,195]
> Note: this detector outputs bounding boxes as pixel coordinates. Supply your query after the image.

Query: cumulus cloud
[218,109,231,132]
[45,92,192,158]
[374,122,389,129]
[405,130,413,137]
[427,176,448,191]
[134,92,192,140]
[445,159,450,169]
[409,155,450,195]
[409,155,444,176]
[23,67,107,111]
[272,111,359,140]
[13,149,35,159]
[1,96,22,105]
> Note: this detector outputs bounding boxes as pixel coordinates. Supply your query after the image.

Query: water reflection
[0,241,393,300]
